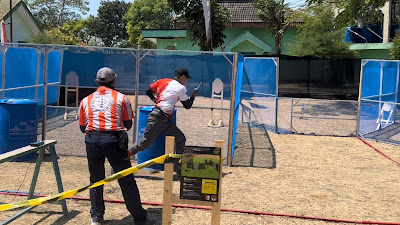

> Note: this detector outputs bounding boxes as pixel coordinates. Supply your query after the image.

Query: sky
[85,0,306,17]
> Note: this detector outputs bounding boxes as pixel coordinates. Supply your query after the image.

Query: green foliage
[168,0,230,51]
[87,0,131,47]
[306,0,387,27]
[390,35,400,59]
[25,0,89,30]
[26,32,65,44]
[46,20,87,45]
[288,4,355,58]
[252,0,292,55]
[26,19,96,45]
[125,0,173,48]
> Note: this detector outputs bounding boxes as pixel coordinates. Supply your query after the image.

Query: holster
[119,131,129,152]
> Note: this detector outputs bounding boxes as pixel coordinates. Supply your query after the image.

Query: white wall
[3,6,41,43]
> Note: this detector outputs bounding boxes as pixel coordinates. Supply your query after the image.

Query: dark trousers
[85,132,147,223]
[132,108,186,154]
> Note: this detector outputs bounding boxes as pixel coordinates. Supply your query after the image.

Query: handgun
[195,82,202,90]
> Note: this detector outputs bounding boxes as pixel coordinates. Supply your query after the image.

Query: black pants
[85,132,147,223]
[131,107,186,154]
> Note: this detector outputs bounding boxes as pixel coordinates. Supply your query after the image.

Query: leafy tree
[390,35,400,59]
[46,26,82,45]
[168,0,230,51]
[25,0,89,30]
[87,0,131,47]
[26,32,65,44]
[252,0,292,55]
[288,4,354,58]
[125,0,173,48]
[306,0,387,27]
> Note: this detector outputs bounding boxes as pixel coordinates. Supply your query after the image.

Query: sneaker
[91,218,103,225]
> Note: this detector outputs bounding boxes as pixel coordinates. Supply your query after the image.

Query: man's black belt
[154,107,172,118]
[87,130,120,136]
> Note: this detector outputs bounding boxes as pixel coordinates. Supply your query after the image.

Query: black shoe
[134,219,148,225]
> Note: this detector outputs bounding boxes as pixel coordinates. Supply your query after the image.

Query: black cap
[175,67,191,79]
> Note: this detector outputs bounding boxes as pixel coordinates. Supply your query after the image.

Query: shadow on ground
[232,124,276,169]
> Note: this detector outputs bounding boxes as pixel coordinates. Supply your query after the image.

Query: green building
[142,0,394,59]
[142,0,300,56]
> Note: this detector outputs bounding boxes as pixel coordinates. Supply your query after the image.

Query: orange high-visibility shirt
[79,86,134,132]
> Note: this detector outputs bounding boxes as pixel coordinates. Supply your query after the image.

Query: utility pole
[9,0,13,42]
[382,0,392,43]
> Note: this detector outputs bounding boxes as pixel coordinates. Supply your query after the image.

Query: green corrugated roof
[0,0,21,19]
[349,43,393,50]
[142,29,187,38]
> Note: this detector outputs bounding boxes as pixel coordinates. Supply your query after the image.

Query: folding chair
[376,102,395,130]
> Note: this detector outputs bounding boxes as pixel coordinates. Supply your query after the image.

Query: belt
[87,130,120,136]
[154,107,171,118]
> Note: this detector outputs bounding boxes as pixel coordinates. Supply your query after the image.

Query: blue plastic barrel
[362,25,382,43]
[136,106,177,171]
[345,26,364,43]
[344,26,353,43]
[0,99,39,161]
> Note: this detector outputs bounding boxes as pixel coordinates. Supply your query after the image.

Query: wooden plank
[162,136,175,225]
[0,140,57,163]
[227,53,238,167]
[211,140,224,225]
[0,140,68,225]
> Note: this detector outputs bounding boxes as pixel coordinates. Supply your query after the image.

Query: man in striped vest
[79,67,147,225]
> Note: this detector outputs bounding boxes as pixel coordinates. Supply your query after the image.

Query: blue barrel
[137,106,177,171]
[345,26,364,43]
[0,99,39,161]
[344,26,353,43]
[362,25,382,43]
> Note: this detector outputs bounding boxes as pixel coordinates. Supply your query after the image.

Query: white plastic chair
[64,71,79,120]
[376,102,395,130]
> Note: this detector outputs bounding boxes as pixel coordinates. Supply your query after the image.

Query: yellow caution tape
[0,153,181,212]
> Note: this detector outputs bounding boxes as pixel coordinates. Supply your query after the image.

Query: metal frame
[0,140,68,224]
[1,44,240,165]
[358,59,400,138]
[240,57,280,133]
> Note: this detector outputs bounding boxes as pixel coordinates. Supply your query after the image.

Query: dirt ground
[1,96,400,224]
[0,132,400,225]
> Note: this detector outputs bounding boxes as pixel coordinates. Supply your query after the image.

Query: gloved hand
[125,147,138,160]
[191,89,199,97]
[129,146,138,155]
[125,150,131,161]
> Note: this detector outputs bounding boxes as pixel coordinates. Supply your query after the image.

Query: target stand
[208,78,224,127]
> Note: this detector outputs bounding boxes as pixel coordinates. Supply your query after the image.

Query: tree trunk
[274,32,283,55]
[58,0,67,26]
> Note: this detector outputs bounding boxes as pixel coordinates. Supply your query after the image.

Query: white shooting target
[212,78,223,94]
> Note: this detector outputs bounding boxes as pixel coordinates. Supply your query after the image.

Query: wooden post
[162,137,223,225]
[211,140,223,225]
[162,136,175,225]
[227,53,238,167]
